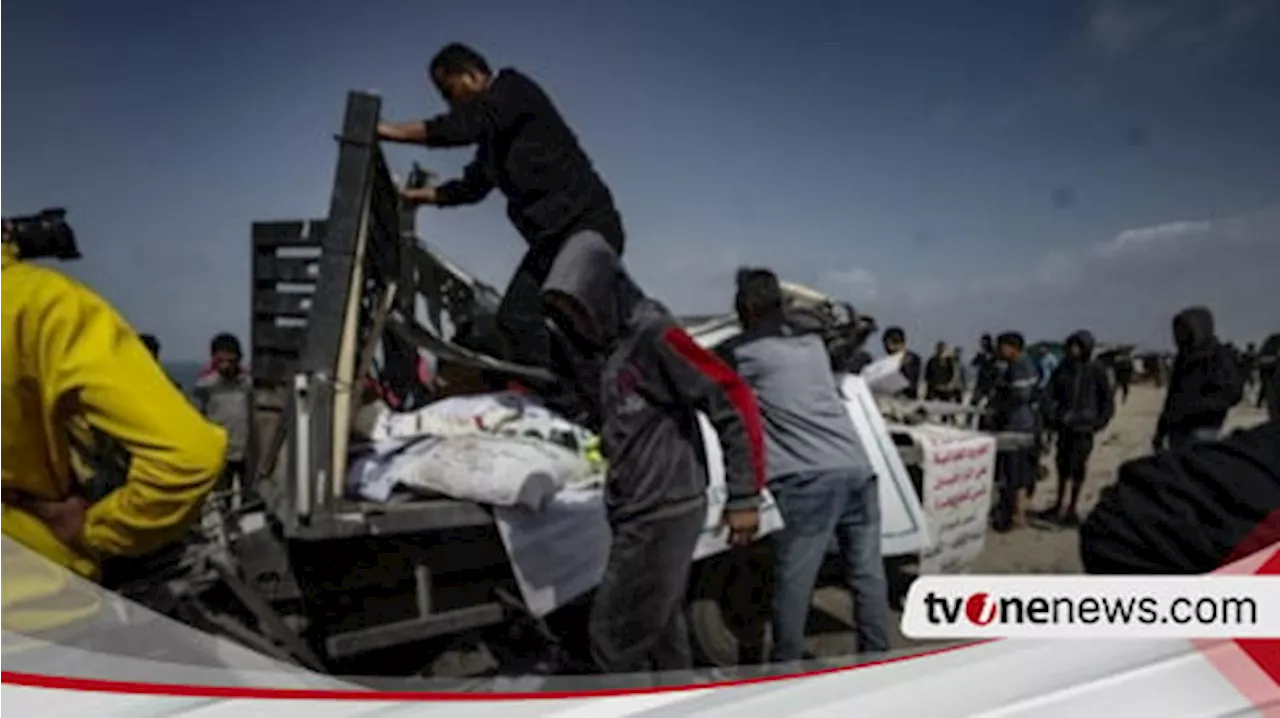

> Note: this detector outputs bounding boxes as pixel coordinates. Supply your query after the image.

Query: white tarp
[348,380,929,615]
[893,423,996,574]
[497,378,930,616]
[347,434,590,509]
[493,413,786,618]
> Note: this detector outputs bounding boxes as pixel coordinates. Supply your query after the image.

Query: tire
[686,545,773,667]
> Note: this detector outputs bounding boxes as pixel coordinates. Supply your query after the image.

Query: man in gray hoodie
[720,268,889,660]
[193,333,255,507]
[541,234,764,677]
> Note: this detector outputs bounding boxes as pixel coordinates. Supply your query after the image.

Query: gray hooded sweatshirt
[719,319,873,482]
[542,233,765,522]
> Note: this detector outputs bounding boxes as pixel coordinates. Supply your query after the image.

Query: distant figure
[989,332,1040,532]
[1034,345,1060,390]
[1267,364,1280,422]
[1255,335,1279,410]
[882,327,921,400]
[924,341,960,402]
[1038,331,1114,527]
[193,333,256,508]
[1112,349,1134,404]
[970,334,1000,406]
[1153,307,1244,452]
[1240,342,1258,394]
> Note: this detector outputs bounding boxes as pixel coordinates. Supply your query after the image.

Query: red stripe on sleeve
[662,327,767,491]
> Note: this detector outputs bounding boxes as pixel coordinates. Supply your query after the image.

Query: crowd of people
[881,307,1275,536]
[3,41,1277,680]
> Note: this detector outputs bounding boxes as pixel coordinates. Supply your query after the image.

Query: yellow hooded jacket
[1,246,228,634]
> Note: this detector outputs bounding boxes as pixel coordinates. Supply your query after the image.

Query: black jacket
[1081,421,1280,574]
[1045,331,1115,434]
[1157,308,1244,437]
[425,69,624,252]
[542,234,764,523]
[898,350,922,399]
[971,350,1002,403]
[988,354,1040,432]
[924,354,959,393]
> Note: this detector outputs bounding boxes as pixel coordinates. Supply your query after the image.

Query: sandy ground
[806,383,1271,656]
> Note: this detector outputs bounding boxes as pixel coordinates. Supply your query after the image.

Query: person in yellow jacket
[1,232,228,641]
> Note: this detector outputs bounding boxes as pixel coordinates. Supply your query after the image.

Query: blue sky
[4,0,1278,361]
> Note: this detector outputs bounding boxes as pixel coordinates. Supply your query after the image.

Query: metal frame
[237,92,529,663]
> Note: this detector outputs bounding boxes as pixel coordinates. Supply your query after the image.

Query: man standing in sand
[1038,331,1114,527]
[989,332,1040,532]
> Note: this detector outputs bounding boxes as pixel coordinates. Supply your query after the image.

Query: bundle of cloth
[346,391,605,510]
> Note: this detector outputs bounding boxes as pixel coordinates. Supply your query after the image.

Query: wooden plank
[251,220,328,248]
[253,322,308,353]
[253,255,320,284]
[252,353,300,386]
[253,292,314,317]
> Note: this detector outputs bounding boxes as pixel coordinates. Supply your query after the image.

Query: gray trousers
[589,496,706,677]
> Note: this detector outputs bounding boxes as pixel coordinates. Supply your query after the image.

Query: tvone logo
[964,592,997,626]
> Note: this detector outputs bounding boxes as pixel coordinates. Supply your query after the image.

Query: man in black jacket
[1153,307,1244,451]
[882,327,921,399]
[1037,331,1115,527]
[989,332,1041,532]
[924,341,961,402]
[970,334,1003,420]
[1081,420,1279,575]
[378,43,625,382]
[541,234,764,677]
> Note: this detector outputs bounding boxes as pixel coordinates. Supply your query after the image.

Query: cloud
[1083,0,1279,67]
[1099,219,1213,256]
[815,207,1279,350]
[983,0,1280,128]
[821,267,880,303]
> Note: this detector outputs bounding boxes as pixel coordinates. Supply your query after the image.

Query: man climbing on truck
[540,233,765,679]
[377,43,626,410]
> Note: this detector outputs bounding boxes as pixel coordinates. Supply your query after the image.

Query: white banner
[903,424,997,574]
[901,575,1280,639]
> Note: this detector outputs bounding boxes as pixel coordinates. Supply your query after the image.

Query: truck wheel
[687,545,773,667]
